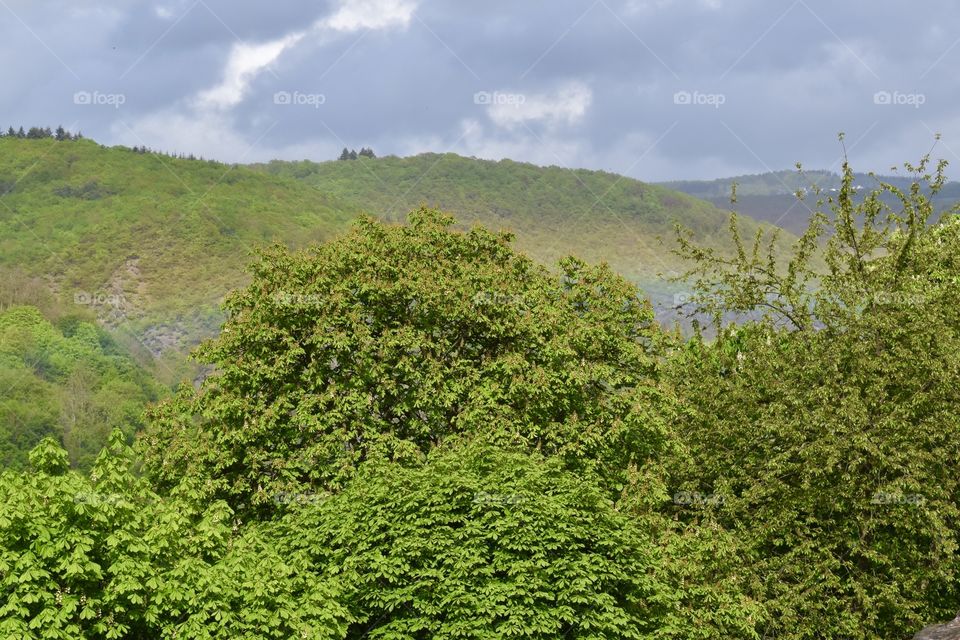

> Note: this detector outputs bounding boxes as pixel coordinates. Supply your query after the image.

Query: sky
[1,0,958,181]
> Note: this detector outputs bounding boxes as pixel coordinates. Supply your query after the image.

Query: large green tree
[142,208,669,512]
[0,433,352,639]
[667,150,960,638]
[1,432,763,639]
[274,443,675,638]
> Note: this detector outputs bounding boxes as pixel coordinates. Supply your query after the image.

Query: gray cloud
[2,0,959,180]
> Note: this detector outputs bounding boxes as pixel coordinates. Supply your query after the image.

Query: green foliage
[142,208,670,513]
[1,432,160,638]
[668,148,960,638]
[0,306,164,470]
[253,152,792,293]
[132,209,761,637]
[276,442,669,638]
[4,148,959,639]
[0,136,358,379]
[0,433,353,639]
[0,434,761,639]
[0,136,780,382]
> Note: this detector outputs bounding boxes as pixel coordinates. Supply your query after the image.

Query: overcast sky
[2,0,957,180]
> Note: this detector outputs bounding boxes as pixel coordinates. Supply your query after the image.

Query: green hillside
[3,137,959,638]
[0,304,164,470]
[253,153,794,296]
[1,138,791,372]
[0,137,798,467]
[0,137,359,373]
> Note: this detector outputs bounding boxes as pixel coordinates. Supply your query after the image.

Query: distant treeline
[338,147,376,160]
[1,126,226,165]
[1,125,83,141]
[123,144,223,164]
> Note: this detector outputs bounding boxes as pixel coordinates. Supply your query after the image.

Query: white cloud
[195,33,306,110]
[115,1,421,163]
[487,82,593,129]
[112,109,254,161]
[193,0,416,111]
[322,0,417,32]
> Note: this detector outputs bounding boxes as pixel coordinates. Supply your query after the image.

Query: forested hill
[0,136,791,366]
[252,152,794,294]
[0,134,791,467]
[0,135,359,372]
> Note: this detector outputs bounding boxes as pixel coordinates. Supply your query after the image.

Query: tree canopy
[142,208,670,513]
[667,148,960,637]
[3,151,960,638]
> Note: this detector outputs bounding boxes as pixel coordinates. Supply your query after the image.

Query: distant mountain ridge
[660,170,960,233]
